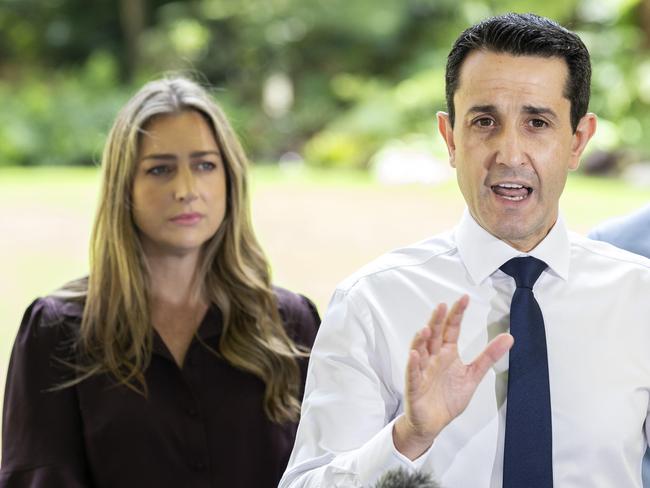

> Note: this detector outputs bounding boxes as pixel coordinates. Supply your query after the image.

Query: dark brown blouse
[1,287,319,488]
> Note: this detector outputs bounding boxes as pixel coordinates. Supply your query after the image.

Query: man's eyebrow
[523,105,558,120]
[467,104,498,115]
[465,104,559,121]
[140,150,221,162]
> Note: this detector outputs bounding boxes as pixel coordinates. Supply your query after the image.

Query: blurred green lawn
[1,165,650,455]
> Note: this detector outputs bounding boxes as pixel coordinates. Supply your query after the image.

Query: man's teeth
[491,182,531,201]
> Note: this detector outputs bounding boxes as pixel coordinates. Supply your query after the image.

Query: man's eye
[474,118,495,127]
[147,165,171,176]
[529,119,548,128]
[196,161,216,171]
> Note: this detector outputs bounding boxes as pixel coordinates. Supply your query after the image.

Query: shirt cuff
[346,417,435,485]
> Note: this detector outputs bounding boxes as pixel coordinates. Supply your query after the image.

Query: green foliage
[0,52,129,166]
[305,131,373,169]
[2,0,650,168]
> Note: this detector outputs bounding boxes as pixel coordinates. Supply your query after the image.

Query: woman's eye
[196,161,216,171]
[147,165,171,176]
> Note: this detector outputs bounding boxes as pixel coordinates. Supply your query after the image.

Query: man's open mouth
[491,183,533,201]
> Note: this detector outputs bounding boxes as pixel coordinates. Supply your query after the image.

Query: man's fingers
[416,328,431,370]
[443,295,469,344]
[409,327,425,350]
[468,333,514,382]
[409,327,431,371]
[428,303,447,354]
[406,349,423,393]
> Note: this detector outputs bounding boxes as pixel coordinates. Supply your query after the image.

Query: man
[589,205,650,258]
[281,14,650,487]
[589,205,650,488]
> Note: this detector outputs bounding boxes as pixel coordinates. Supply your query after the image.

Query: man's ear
[568,113,597,171]
[437,111,456,167]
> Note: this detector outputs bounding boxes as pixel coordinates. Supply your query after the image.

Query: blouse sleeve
[293,294,320,349]
[274,288,321,401]
[0,298,91,487]
[275,288,320,349]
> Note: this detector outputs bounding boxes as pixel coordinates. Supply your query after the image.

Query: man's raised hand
[393,295,514,460]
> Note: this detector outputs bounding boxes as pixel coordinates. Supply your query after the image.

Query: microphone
[373,467,440,488]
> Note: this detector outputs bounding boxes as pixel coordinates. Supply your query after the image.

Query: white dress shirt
[280,210,650,488]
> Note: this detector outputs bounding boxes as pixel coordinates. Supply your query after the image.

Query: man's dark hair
[445,13,591,132]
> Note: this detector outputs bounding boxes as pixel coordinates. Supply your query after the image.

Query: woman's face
[132,110,227,258]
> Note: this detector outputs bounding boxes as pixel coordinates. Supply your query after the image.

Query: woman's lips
[169,212,204,225]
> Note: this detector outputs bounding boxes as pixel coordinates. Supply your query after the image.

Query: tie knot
[500,256,548,289]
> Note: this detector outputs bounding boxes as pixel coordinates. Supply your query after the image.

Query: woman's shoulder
[273,286,321,347]
[16,295,83,347]
[25,277,86,328]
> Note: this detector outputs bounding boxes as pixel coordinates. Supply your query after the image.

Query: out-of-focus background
[3,0,650,449]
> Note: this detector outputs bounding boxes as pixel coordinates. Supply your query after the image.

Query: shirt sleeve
[1,298,91,487]
[279,289,434,487]
[586,227,602,241]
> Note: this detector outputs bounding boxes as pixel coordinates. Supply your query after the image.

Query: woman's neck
[144,250,209,367]
[145,250,205,308]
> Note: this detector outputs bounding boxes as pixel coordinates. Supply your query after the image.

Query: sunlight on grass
[562,174,650,230]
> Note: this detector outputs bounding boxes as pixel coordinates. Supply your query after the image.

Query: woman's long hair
[59,77,305,423]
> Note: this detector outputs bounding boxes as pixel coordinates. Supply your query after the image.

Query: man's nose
[494,124,528,167]
[173,165,198,203]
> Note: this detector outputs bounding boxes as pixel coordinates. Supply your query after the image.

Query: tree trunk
[119,0,145,81]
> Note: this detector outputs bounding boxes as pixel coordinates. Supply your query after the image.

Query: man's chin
[490,222,551,252]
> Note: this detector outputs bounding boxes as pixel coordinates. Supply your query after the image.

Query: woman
[0,77,319,488]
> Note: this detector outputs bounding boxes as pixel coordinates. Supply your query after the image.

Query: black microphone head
[373,467,440,488]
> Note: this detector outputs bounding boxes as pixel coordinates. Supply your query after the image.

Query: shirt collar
[152,304,223,359]
[454,208,570,285]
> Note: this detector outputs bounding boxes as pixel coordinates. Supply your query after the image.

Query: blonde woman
[1,77,319,488]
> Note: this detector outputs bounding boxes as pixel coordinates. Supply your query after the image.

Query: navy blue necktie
[500,257,553,488]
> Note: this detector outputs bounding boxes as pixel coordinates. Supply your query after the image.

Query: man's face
[438,50,596,251]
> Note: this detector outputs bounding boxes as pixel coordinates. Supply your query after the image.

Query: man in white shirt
[280,13,650,488]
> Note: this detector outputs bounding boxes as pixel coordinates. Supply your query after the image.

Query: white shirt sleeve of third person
[279,287,435,488]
